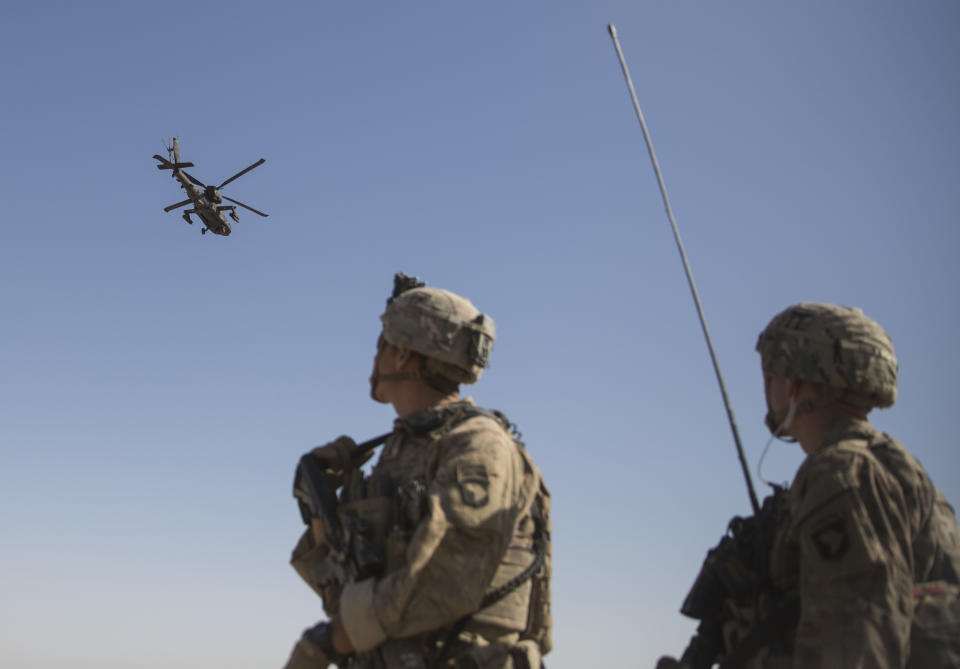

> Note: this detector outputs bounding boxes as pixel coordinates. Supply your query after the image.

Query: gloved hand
[282,637,330,669]
[282,622,344,669]
[310,436,366,472]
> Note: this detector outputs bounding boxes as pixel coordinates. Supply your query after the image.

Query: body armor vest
[293,402,552,668]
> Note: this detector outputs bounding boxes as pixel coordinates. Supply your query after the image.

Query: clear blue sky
[1,2,957,667]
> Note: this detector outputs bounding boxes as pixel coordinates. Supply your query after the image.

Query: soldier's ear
[395,346,416,368]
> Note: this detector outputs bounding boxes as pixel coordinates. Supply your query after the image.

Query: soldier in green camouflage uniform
[661,302,959,669]
[748,303,959,667]
[282,275,551,669]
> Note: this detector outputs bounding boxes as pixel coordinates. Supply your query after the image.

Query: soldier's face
[370,334,389,402]
[371,334,408,403]
[763,371,805,442]
[763,370,786,420]
[764,373,784,412]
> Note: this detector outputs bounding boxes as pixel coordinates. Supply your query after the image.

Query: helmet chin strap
[780,395,798,434]
[758,394,799,486]
[373,371,422,383]
[369,370,422,403]
[763,393,798,439]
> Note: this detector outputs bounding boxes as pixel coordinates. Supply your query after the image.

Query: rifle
[292,432,391,576]
[671,487,796,668]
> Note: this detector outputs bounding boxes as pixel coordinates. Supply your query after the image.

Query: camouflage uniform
[756,304,960,668]
[663,304,960,669]
[769,418,960,668]
[288,277,551,669]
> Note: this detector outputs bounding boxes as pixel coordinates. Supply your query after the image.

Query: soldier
[662,302,960,668]
[283,274,552,669]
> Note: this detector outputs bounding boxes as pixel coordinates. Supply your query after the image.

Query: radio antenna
[607,24,760,514]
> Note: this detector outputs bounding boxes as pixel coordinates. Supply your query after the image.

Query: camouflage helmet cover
[756,302,898,409]
[380,283,496,385]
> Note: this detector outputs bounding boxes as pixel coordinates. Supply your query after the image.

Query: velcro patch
[457,463,490,508]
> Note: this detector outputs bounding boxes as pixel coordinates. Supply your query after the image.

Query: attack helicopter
[153,138,268,236]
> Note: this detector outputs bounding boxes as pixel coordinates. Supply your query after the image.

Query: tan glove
[282,623,343,669]
[282,638,330,669]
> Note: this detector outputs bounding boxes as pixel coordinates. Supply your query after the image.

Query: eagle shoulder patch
[810,517,850,561]
[456,463,490,508]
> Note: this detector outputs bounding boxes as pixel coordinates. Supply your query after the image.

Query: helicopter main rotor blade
[181,171,206,187]
[217,158,265,190]
[164,198,193,212]
[223,196,269,217]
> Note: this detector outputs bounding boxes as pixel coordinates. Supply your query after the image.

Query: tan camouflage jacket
[768,418,960,668]
[292,401,550,669]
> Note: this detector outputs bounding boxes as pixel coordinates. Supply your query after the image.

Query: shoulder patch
[457,463,490,508]
[810,516,850,561]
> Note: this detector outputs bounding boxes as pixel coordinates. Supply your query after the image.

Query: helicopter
[153,138,268,236]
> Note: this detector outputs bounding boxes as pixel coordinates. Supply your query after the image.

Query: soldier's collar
[395,399,477,436]
[820,416,878,448]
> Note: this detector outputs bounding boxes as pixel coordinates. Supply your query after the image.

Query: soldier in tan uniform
[282,274,551,669]
[661,302,960,669]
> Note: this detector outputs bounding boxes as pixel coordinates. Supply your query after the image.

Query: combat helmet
[755,302,898,410]
[379,273,496,388]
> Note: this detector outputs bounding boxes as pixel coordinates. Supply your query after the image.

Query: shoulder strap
[400,403,514,439]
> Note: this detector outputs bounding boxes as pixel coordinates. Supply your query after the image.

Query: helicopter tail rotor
[155,136,194,170]
[154,155,195,170]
